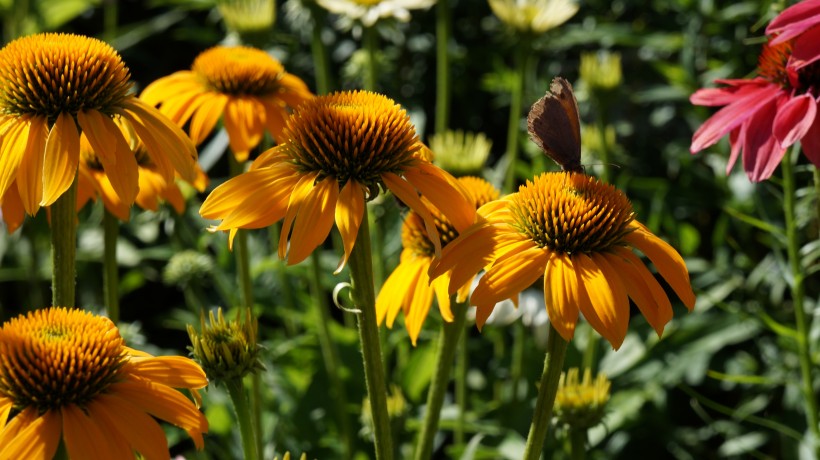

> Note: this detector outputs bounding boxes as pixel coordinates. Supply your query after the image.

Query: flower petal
[223,97,265,161]
[279,171,320,260]
[773,93,817,149]
[376,250,419,326]
[404,259,436,345]
[127,356,208,389]
[0,408,61,460]
[383,171,442,256]
[574,253,628,349]
[334,180,366,274]
[63,403,121,460]
[766,0,820,44]
[0,118,29,204]
[14,116,46,214]
[609,247,674,337]
[790,25,820,70]
[189,94,228,145]
[89,394,171,460]
[287,176,339,265]
[77,110,139,205]
[403,162,476,232]
[543,252,580,342]
[41,112,80,206]
[740,94,787,181]
[624,224,696,310]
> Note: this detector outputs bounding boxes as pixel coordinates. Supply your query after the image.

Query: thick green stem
[413,301,468,460]
[51,177,78,307]
[782,151,820,453]
[581,327,598,373]
[569,427,586,460]
[349,215,394,460]
[503,40,531,194]
[435,0,451,134]
[310,7,332,95]
[454,328,467,446]
[226,378,259,460]
[309,252,354,458]
[522,323,569,460]
[363,26,378,92]
[103,209,120,322]
[103,0,118,42]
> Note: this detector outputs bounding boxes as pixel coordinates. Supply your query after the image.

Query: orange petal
[41,112,80,206]
[223,97,265,159]
[89,394,170,460]
[287,176,339,265]
[77,110,139,205]
[404,261,436,345]
[1,184,25,233]
[376,250,418,326]
[261,98,288,141]
[383,172,442,256]
[279,171,320,260]
[610,247,674,336]
[127,356,208,389]
[16,116,46,214]
[427,221,496,288]
[404,162,476,232]
[189,94,228,145]
[0,118,30,204]
[0,408,61,460]
[62,404,121,460]
[543,252,580,342]
[333,180,365,274]
[0,396,13,429]
[574,253,629,350]
[625,225,696,310]
[432,272,455,322]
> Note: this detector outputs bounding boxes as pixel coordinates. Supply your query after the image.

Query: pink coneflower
[690,0,820,182]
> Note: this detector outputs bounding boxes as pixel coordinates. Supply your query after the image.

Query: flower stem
[103,209,120,322]
[226,378,260,460]
[363,25,378,92]
[309,251,354,458]
[522,323,569,460]
[413,300,468,460]
[503,39,531,194]
[455,329,467,446]
[435,0,450,134]
[51,176,78,307]
[310,6,332,95]
[348,214,394,460]
[569,427,586,460]
[229,155,253,309]
[782,150,820,453]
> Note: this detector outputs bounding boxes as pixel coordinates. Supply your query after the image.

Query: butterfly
[527,77,583,173]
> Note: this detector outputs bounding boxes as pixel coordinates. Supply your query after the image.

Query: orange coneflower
[0,307,209,459]
[200,90,476,271]
[0,33,198,216]
[430,172,696,349]
[141,45,313,162]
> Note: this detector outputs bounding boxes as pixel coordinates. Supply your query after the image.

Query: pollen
[0,307,126,412]
[511,172,634,254]
[0,33,132,119]
[193,45,286,96]
[280,90,421,197]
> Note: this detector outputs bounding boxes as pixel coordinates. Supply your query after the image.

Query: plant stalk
[569,427,586,460]
[435,0,451,134]
[363,26,378,92]
[51,177,78,307]
[503,38,531,193]
[226,378,259,460]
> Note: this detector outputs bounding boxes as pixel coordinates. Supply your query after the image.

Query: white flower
[488,0,578,34]
[316,0,435,26]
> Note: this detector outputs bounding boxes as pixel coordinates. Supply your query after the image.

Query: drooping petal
[383,172,442,256]
[543,252,580,342]
[800,112,820,167]
[574,253,628,349]
[737,94,786,181]
[624,224,696,310]
[689,79,769,106]
[0,408,61,460]
[404,260,436,345]
[41,112,80,206]
[260,98,288,141]
[0,118,29,204]
[1,184,25,233]
[773,93,817,148]
[127,356,208,389]
[767,0,820,44]
[334,180,366,274]
[790,25,820,70]
[609,247,674,336]
[432,273,455,322]
[15,116,46,214]
[726,127,742,175]
[403,162,476,232]
[77,110,139,205]
[376,250,419,326]
[278,171,320,260]
[286,176,339,265]
[189,93,228,145]
[89,394,170,460]
[223,97,266,161]
[428,221,495,288]
[203,165,296,227]
[62,404,121,460]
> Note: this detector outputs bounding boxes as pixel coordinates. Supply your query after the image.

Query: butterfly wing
[526,77,582,172]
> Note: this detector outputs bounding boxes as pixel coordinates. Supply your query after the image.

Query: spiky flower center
[402,176,500,257]
[0,33,132,120]
[0,307,126,413]
[193,46,285,96]
[758,38,820,93]
[280,90,421,198]
[511,172,634,254]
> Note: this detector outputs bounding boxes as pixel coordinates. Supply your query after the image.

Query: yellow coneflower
[377,176,500,344]
[430,172,696,349]
[141,45,313,162]
[76,120,207,221]
[0,33,199,216]
[200,90,476,271]
[0,307,209,459]
[488,0,578,35]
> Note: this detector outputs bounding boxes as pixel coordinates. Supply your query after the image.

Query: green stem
[434,0,451,134]
[349,214,394,460]
[510,320,524,402]
[569,427,586,460]
[782,150,820,453]
[103,209,120,322]
[310,7,332,95]
[454,327,467,446]
[363,26,378,92]
[103,0,118,42]
[503,39,531,194]
[226,378,260,460]
[522,323,569,460]
[413,301,468,460]
[309,252,354,458]
[581,327,598,373]
[51,177,77,307]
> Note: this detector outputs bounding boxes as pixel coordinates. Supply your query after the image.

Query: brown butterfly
[527,77,583,173]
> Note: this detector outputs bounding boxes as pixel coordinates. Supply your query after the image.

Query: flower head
[200,90,476,272]
[188,308,264,384]
[317,0,435,27]
[554,367,610,430]
[141,45,313,162]
[428,130,493,177]
[0,307,208,459]
[0,33,199,216]
[488,0,578,35]
[580,51,622,92]
[429,172,696,349]
[690,1,820,181]
[377,176,499,344]
[217,0,277,36]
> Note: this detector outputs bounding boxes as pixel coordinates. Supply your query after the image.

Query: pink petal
[773,94,818,148]
[767,0,820,44]
[690,79,769,107]
[690,84,781,153]
[800,114,820,167]
[726,127,742,175]
[741,95,787,182]
[789,25,820,69]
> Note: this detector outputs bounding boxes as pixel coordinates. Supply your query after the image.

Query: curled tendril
[332,282,361,314]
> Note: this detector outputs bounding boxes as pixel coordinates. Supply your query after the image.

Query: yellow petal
[62,404,121,460]
[432,272,455,322]
[0,396,13,429]
[543,252,580,342]
[77,110,139,205]
[405,260,436,345]
[223,97,265,158]
[279,171,320,260]
[140,71,199,106]
[261,98,288,141]
[403,162,476,232]
[90,394,170,460]
[574,253,629,350]
[0,119,31,204]
[127,356,208,389]
[284,176,338,265]
[427,221,496,288]
[624,225,696,310]
[383,172,442,256]
[41,112,80,206]
[333,180,365,274]
[376,251,418,326]
[189,93,228,145]
[609,247,674,337]
[0,408,61,460]
[14,116,47,214]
